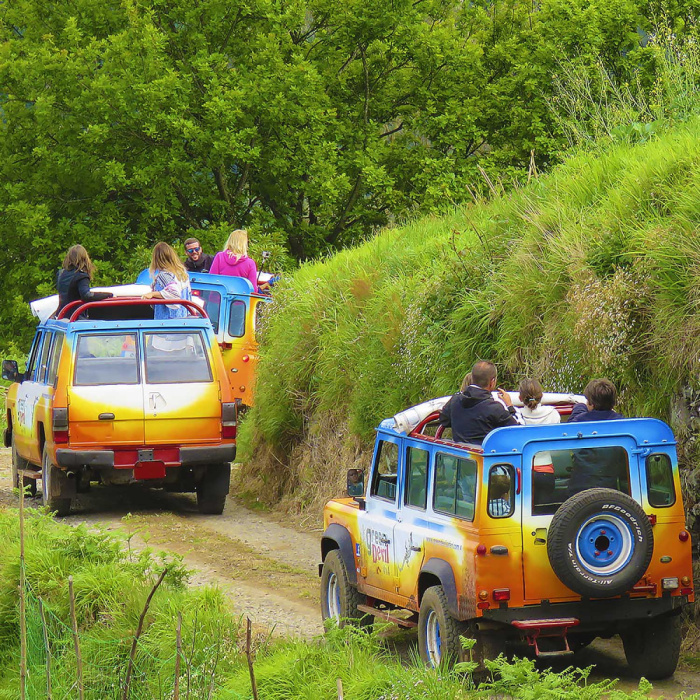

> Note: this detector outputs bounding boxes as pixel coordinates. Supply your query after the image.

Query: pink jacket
[209,252,259,292]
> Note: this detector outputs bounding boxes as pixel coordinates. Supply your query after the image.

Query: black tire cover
[547,488,653,598]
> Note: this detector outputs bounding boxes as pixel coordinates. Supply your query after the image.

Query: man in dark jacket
[183,238,215,273]
[567,378,625,496]
[438,361,519,444]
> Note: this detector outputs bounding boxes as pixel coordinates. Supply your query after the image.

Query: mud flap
[50,468,77,499]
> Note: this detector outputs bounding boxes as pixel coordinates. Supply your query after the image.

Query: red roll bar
[57,297,207,322]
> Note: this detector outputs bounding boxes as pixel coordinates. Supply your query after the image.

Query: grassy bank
[241,114,700,522]
[1,506,679,700]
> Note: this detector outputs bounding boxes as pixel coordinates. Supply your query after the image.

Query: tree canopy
[0,0,695,347]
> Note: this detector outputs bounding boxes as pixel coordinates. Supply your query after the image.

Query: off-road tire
[547,488,653,598]
[621,614,681,680]
[11,432,36,498]
[320,550,372,628]
[418,585,469,668]
[196,463,230,514]
[41,446,71,516]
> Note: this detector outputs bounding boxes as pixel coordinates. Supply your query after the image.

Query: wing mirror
[346,468,365,497]
[2,360,21,383]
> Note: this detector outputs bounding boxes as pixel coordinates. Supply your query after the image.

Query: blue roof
[136,268,256,295]
[482,418,675,455]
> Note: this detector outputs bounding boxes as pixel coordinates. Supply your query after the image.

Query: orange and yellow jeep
[320,397,694,679]
[3,297,237,516]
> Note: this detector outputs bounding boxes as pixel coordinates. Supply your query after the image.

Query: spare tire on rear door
[546,488,653,598]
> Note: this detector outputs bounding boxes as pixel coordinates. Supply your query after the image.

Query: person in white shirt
[517,378,561,425]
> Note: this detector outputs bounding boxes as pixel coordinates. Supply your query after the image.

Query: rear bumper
[55,444,236,469]
[482,594,689,628]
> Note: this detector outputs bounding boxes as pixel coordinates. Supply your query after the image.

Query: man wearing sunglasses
[183,238,215,273]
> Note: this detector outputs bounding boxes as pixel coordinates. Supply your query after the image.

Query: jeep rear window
[532,446,630,516]
[144,332,212,384]
[74,334,139,386]
[193,290,221,333]
[433,453,476,520]
[371,440,399,502]
[646,453,676,507]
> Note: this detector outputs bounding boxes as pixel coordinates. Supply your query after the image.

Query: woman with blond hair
[142,242,192,319]
[209,229,259,291]
[56,244,112,314]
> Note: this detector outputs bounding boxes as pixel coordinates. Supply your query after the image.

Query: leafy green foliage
[0,508,238,698]
[0,0,692,356]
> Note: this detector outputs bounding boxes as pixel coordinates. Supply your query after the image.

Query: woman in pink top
[209,229,259,292]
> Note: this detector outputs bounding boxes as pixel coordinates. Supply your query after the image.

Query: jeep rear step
[512,618,579,657]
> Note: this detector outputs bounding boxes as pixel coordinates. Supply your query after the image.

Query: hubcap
[326,572,341,620]
[576,513,634,575]
[425,609,442,667]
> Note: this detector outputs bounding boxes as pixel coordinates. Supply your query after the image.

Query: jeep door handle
[379,537,391,545]
[98,413,115,421]
[410,545,422,552]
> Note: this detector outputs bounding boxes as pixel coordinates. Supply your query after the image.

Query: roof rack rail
[56,297,207,322]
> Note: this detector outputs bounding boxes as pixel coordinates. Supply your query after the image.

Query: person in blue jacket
[567,378,626,497]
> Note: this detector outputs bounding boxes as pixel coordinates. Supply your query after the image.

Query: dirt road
[1,447,699,695]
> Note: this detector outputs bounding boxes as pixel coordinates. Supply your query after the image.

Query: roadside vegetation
[241,31,700,525]
[0,507,683,699]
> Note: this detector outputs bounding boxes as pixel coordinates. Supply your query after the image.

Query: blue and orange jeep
[320,396,694,679]
[3,297,237,516]
[136,270,272,410]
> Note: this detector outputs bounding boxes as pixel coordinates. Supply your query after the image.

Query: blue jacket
[568,403,624,423]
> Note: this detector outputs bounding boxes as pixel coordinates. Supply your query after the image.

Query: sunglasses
[186,246,201,254]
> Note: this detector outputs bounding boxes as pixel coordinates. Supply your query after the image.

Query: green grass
[0,508,689,699]
[242,114,700,515]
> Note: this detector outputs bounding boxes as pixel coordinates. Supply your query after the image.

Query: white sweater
[518,404,561,425]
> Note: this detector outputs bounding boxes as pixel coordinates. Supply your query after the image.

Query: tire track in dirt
[0,447,324,639]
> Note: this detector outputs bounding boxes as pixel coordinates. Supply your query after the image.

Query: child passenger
[517,378,561,425]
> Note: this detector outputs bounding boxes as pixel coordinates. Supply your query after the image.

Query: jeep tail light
[682,576,691,586]
[242,355,250,362]
[477,601,490,610]
[52,407,69,444]
[679,530,689,542]
[492,588,510,602]
[222,402,237,439]
[662,577,679,590]
[476,544,487,556]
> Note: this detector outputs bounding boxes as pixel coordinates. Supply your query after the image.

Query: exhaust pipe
[66,471,77,480]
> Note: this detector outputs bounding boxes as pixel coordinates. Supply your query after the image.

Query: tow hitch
[512,618,580,657]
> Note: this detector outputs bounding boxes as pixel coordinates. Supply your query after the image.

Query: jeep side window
[405,446,429,510]
[37,331,54,384]
[488,464,514,518]
[532,447,631,516]
[646,454,676,507]
[47,332,64,387]
[228,300,246,337]
[74,334,139,386]
[434,453,476,520]
[25,332,43,381]
[370,440,399,502]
